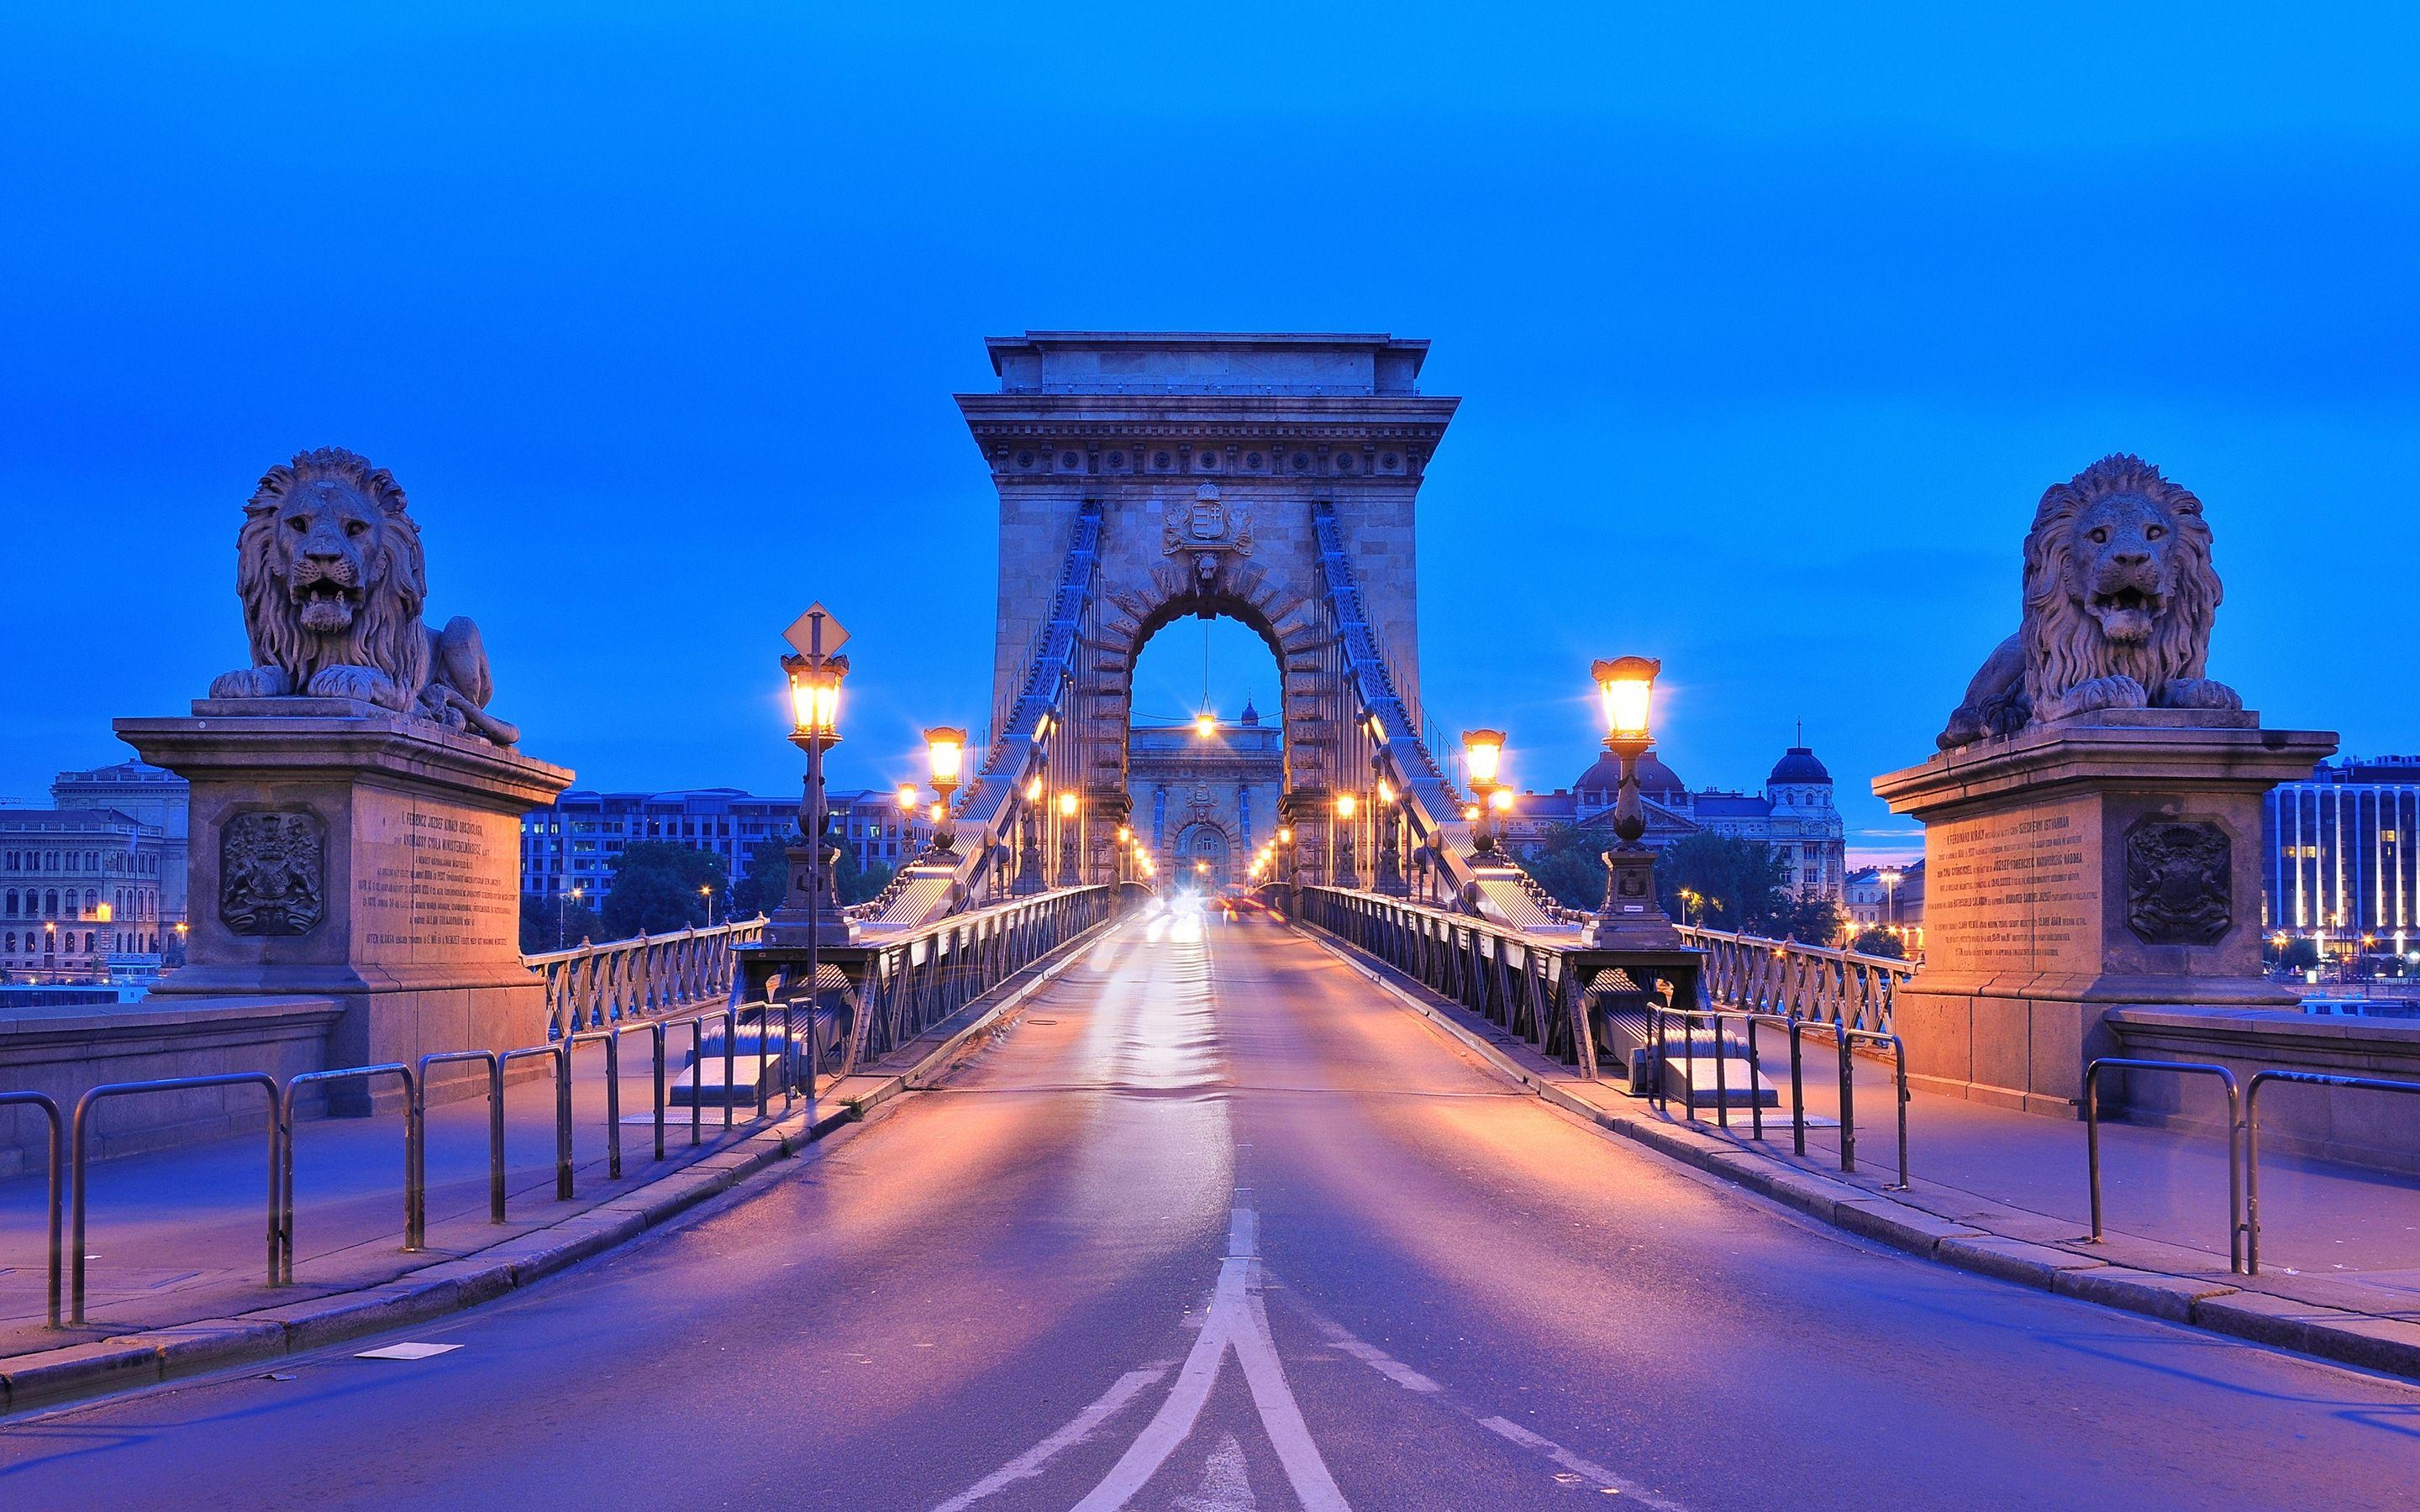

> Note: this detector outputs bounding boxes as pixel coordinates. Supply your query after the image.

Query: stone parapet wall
[2107,1005,2420,1175]
[0,996,340,1175]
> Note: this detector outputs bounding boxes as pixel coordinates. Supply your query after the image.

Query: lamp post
[699,884,716,929]
[1461,729,1505,855]
[1334,790,1360,890]
[1375,775,1407,895]
[1880,867,1902,935]
[1115,825,1132,887]
[1015,774,1045,895]
[1586,656,1680,948]
[924,727,965,854]
[779,647,848,943]
[1276,826,1295,893]
[1057,791,1082,887]
[556,882,584,949]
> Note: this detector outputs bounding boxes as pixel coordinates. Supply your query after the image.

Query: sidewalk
[0,922,1103,1415]
[0,1038,802,1361]
[1308,931,2420,1380]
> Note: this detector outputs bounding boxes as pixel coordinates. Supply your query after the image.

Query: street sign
[783,602,850,662]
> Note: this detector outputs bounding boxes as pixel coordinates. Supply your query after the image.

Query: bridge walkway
[3,911,2412,1506]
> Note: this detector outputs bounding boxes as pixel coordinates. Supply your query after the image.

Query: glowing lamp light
[929,801,945,823]
[1461,729,1505,787]
[1489,788,1512,813]
[1117,825,1131,844]
[1278,827,1292,845]
[786,659,845,736]
[923,727,966,785]
[1463,804,1480,823]
[1058,791,1079,819]
[1591,656,1660,740]
[1195,711,1218,738]
[1376,779,1395,806]
[1024,776,1043,802]
[1334,792,1358,820]
[896,783,917,812]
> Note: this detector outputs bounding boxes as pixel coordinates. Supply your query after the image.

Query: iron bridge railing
[529,916,767,1038]
[831,884,1118,1071]
[1677,925,1915,1035]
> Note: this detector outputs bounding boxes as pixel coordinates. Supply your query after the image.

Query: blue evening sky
[4,5,2415,862]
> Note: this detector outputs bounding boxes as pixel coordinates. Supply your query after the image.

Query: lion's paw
[2156,677,2244,711]
[208,666,294,699]
[2054,675,2149,717]
[307,664,408,710]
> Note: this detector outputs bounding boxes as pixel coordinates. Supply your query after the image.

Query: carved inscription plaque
[358,801,518,961]
[1924,795,2100,975]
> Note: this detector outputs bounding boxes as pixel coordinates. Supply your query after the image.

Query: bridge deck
[4,911,2413,1504]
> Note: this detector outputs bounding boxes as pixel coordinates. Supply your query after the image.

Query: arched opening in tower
[1125,612,1285,898]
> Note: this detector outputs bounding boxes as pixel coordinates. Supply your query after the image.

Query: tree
[1655,832,1791,934]
[1849,926,1907,959]
[518,893,602,953]
[1514,824,1613,911]
[834,843,893,906]
[733,836,791,917]
[601,841,729,938]
[1779,894,1847,946]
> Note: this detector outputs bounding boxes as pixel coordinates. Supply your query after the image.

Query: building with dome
[1500,741,1848,901]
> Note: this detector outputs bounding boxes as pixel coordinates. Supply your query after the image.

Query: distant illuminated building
[2265,756,2420,948]
[1128,700,1284,890]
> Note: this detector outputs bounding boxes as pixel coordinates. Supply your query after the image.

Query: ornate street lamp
[1015,774,1045,895]
[1586,656,1680,948]
[778,648,850,946]
[920,727,965,853]
[1334,790,1360,889]
[1374,775,1408,895]
[1461,729,1505,854]
[1057,790,1082,886]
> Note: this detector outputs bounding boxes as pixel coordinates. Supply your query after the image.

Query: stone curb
[1297,922,2420,1386]
[0,919,1109,1418]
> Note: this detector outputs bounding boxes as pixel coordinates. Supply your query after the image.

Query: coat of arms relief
[1164,484,1254,584]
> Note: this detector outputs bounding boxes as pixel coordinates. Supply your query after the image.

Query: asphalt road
[4,906,2417,1509]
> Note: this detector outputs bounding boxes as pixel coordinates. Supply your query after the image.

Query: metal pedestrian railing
[2244,1069,2420,1275]
[72,1073,281,1324]
[1646,1002,1910,1189]
[0,1090,63,1326]
[20,889,1123,1332]
[280,1063,420,1281]
[2083,1057,2244,1273]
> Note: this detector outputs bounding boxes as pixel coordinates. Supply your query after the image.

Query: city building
[1846,860,1925,949]
[1501,742,1849,900]
[1,807,172,983]
[2265,755,2420,950]
[1127,702,1285,889]
[50,759,191,932]
[521,786,934,905]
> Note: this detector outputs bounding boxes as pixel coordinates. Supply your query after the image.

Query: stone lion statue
[208,447,519,745]
[1938,454,2239,749]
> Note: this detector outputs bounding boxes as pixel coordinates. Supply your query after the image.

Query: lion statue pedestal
[1873,455,2333,1116]
[114,449,572,1109]
[119,701,571,1089]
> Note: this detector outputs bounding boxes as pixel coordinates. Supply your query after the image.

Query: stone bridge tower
[958,333,1458,862]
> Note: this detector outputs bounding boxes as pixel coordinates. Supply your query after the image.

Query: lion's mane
[2018,453,2219,716]
[235,447,430,707]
